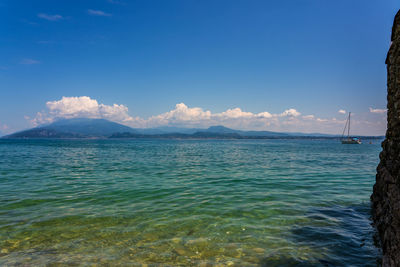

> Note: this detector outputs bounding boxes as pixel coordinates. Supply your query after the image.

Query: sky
[0,0,399,136]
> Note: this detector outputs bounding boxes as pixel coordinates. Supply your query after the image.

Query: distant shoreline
[1,135,385,140]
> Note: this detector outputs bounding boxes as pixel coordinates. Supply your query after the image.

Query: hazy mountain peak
[206,125,236,133]
[4,118,136,138]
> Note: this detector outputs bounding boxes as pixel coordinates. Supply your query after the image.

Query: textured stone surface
[371,9,400,267]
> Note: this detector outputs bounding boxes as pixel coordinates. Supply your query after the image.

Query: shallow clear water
[0,139,381,266]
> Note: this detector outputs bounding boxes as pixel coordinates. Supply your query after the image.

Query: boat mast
[341,113,349,140]
[348,112,351,138]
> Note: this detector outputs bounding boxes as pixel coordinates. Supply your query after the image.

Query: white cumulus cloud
[30,96,138,126]
[369,107,387,114]
[280,108,301,117]
[217,108,254,119]
[257,112,273,118]
[146,103,211,127]
[145,104,302,129]
[46,96,100,118]
[302,115,315,120]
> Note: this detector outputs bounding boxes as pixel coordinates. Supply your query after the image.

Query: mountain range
[2,118,379,139]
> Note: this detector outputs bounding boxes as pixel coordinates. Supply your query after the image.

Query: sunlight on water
[0,139,381,266]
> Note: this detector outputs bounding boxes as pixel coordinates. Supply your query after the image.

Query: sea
[0,139,382,266]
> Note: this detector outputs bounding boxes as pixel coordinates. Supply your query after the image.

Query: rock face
[371,9,400,267]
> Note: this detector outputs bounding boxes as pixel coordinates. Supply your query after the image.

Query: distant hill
[111,125,290,139]
[205,125,238,134]
[46,118,136,136]
[110,131,244,139]
[3,118,381,139]
[4,118,136,138]
[161,126,336,137]
[200,125,289,137]
[134,126,203,135]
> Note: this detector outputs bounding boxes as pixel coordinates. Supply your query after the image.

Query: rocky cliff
[371,9,400,267]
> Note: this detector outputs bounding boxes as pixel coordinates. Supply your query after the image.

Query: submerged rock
[371,9,400,267]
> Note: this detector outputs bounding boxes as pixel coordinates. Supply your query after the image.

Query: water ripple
[0,139,381,266]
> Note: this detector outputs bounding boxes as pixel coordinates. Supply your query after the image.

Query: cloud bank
[29,96,386,135]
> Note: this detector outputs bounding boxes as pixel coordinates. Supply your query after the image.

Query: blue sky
[0,0,398,135]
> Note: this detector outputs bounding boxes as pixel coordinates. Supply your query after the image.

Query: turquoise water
[0,139,381,266]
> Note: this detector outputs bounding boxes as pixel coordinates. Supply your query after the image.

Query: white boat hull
[341,139,361,144]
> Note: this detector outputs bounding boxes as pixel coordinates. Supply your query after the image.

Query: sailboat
[341,112,361,144]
